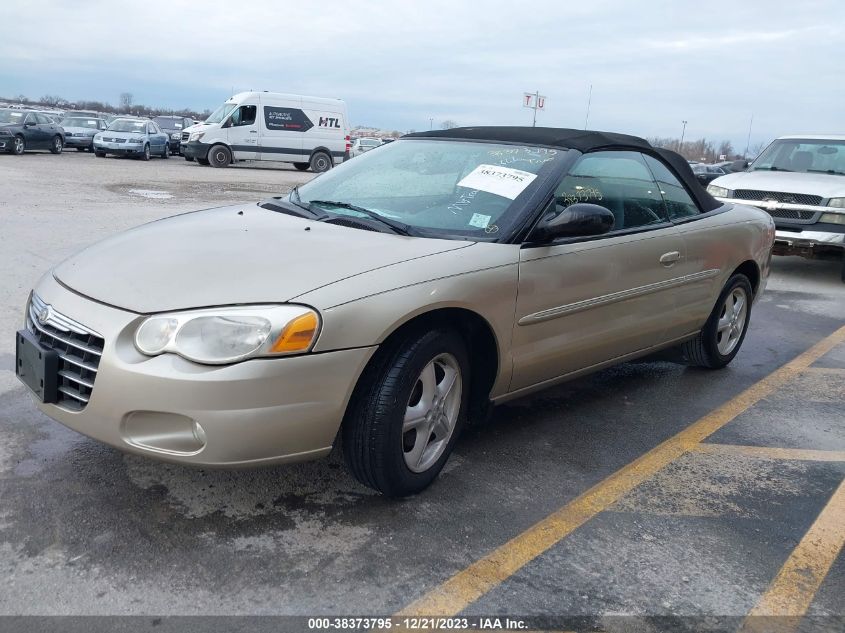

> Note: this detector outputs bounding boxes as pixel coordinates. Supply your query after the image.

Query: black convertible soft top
[403,126,721,212]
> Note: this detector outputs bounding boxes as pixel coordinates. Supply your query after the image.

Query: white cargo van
[181,91,350,172]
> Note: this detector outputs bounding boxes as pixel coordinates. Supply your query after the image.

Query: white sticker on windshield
[87,120,96,124]
[457,164,537,200]
[468,213,491,229]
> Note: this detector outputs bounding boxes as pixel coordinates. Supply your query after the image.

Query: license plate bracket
[15,329,58,403]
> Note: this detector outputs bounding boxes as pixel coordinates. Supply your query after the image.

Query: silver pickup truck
[708,135,845,281]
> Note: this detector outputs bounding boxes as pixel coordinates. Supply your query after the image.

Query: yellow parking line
[692,443,845,462]
[740,478,845,633]
[397,324,845,617]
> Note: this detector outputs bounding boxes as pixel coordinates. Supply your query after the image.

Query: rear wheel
[309,151,332,173]
[294,162,309,171]
[50,136,63,154]
[342,328,469,496]
[12,135,25,155]
[682,274,752,369]
[208,144,231,168]
[184,155,194,162]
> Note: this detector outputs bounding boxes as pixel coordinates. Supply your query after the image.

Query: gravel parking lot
[1,151,844,631]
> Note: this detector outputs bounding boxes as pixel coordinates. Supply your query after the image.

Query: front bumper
[64,135,95,148]
[182,140,210,160]
[773,224,845,257]
[93,140,145,155]
[23,274,376,466]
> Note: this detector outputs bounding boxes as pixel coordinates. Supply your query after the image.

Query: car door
[23,113,44,148]
[37,114,59,147]
[642,154,731,338]
[225,104,259,160]
[147,122,162,152]
[510,150,686,392]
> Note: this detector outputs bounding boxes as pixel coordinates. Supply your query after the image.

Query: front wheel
[12,135,25,155]
[161,143,169,159]
[682,274,753,369]
[141,144,150,161]
[50,136,63,154]
[208,144,231,168]
[309,151,332,173]
[342,328,469,497]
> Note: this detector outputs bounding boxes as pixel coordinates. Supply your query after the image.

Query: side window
[643,155,701,220]
[554,151,667,232]
[231,105,257,127]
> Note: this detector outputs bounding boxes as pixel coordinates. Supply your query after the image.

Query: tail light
[345,135,351,153]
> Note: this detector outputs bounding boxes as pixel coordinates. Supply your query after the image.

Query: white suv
[707,135,845,281]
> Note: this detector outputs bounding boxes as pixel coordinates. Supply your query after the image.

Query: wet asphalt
[0,152,843,630]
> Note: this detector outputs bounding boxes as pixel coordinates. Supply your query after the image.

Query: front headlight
[189,131,204,142]
[819,212,845,225]
[827,198,845,209]
[171,132,181,140]
[127,137,143,143]
[707,185,731,198]
[93,134,102,141]
[134,305,320,365]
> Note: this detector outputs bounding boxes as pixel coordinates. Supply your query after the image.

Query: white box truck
[182,91,350,172]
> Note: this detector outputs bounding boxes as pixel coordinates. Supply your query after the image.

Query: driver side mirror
[24,121,36,127]
[530,202,615,243]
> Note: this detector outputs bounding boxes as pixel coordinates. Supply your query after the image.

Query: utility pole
[532,90,539,127]
[429,117,433,130]
[680,120,688,150]
[744,114,754,159]
[584,84,593,129]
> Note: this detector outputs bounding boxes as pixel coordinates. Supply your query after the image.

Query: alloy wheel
[716,286,748,355]
[402,353,462,473]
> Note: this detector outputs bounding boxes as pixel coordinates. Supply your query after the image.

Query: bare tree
[39,94,65,107]
[14,94,27,103]
[440,120,458,129]
[749,140,769,158]
[717,140,734,159]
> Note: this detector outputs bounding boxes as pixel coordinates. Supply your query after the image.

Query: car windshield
[751,139,845,176]
[293,139,567,240]
[61,118,100,129]
[153,117,182,129]
[108,119,147,133]
[0,110,26,124]
[205,102,237,124]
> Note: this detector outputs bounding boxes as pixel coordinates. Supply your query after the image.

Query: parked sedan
[16,127,774,496]
[59,116,108,151]
[152,115,193,155]
[692,163,727,186]
[349,137,382,157]
[93,118,170,160]
[0,108,65,155]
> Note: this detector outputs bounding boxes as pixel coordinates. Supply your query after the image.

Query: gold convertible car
[16,127,775,496]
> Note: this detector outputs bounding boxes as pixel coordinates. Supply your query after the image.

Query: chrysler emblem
[37,306,51,325]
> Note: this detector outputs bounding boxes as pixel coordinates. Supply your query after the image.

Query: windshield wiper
[307,200,415,236]
[808,169,845,176]
[259,195,326,220]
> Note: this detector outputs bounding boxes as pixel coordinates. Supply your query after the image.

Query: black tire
[12,135,25,155]
[342,328,470,497]
[49,136,63,154]
[76,147,86,152]
[94,150,106,157]
[184,155,194,162]
[197,157,210,166]
[309,151,332,173]
[141,144,150,161]
[682,274,753,369]
[161,143,169,159]
[294,162,310,171]
[208,144,231,168]
[840,256,845,283]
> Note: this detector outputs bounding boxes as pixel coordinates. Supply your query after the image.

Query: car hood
[103,130,145,138]
[713,170,845,199]
[53,204,471,314]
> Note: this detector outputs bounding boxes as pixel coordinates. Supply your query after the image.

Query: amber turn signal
[270,311,319,353]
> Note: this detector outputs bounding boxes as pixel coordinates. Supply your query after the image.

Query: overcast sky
[1,1,841,151]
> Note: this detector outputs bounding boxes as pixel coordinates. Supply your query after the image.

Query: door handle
[249,130,258,133]
[659,251,681,266]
